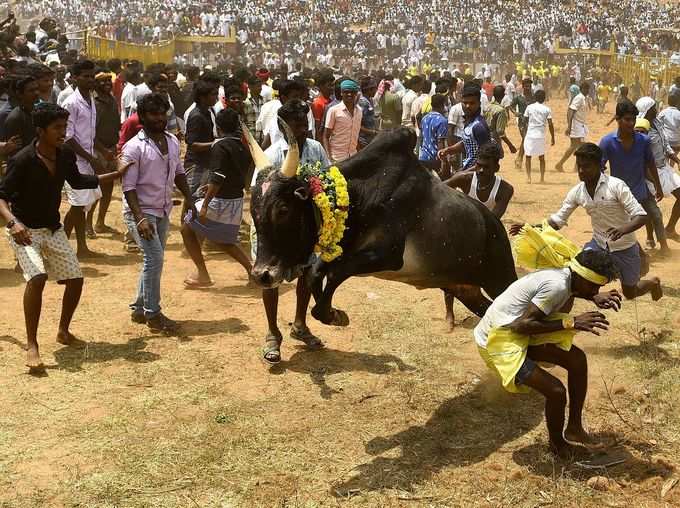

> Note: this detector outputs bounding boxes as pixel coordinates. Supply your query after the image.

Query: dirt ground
[1,96,680,508]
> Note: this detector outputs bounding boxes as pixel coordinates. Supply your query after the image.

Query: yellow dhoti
[478,313,576,393]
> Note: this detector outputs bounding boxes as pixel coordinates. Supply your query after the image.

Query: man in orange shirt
[311,72,334,139]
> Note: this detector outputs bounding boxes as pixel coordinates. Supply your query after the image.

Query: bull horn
[240,120,272,170]
[279,118,299,178]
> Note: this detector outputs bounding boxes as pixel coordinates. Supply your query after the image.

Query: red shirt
[113,73,126,110]
[118,113,143,152]
[311,95,331,125]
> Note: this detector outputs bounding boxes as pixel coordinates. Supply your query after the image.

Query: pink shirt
[325,101,362,162]
[122,130,185,217]
[63,87,97,175]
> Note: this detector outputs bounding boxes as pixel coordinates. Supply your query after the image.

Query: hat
[635,97,656,118]
[635,118,651,132]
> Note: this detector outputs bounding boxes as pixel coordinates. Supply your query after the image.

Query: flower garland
[296,162,349,262]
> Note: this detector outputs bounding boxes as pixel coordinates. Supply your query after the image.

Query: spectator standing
[323,79,362,163]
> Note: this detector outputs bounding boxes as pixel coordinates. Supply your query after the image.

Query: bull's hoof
[311,305,350,327]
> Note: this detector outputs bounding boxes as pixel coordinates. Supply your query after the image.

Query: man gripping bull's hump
[244,103,518,363]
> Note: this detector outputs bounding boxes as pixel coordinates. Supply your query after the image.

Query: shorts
[515,356,536,385]
[184,197,243,245]
[8,227,82,282]
[584,239,640,287]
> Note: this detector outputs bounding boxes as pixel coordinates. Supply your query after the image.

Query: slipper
[94,224,116,234]
[86,230,97,239]
[290,324,323,348]
[262,332,283,364]
[183,278,214,289]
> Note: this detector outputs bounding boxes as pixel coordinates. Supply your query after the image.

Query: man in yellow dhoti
[474,248,621,458]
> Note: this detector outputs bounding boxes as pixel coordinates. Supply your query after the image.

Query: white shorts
[647,165,680,196]
[570,120,588,139]
[65,183,102,209]
[524,136,546,157]
[8,227,82,282]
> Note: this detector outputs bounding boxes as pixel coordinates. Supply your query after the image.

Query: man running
[555,81,590,173]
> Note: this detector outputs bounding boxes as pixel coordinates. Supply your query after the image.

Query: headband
[569,259,609,286]
[340,80,359,92]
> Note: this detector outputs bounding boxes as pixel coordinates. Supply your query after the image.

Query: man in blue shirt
[599,101,668,255]
[419,94,449,174]
[437,83,490,171]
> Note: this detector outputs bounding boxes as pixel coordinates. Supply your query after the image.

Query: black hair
[461,83,481,99]
[493,85,505,102]
[580,81,590,93]
[669,91,680,108]
[200,71,222,85]
[107,59,122,72]
[32,102,69,129]
[279,78,306,98]
[15,74,37,94]
[278,99,310,124]
[147,72,168,90]
[534,89,546,102]
[246,75,261,87]
[215,108,239,134]
[27,62,53,78]
[477,142,502,162]
[619,86,629,96]
[193,79,217,103]
[574,249,619,283]
[71,59,95,76]
[136,92,169,121]
[226,85,244,98]
[316,71,335,86]
[616,100,638,118]
[574,142,602,165]
[431,93,447,110]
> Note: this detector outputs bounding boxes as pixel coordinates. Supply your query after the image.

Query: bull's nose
[252,268,273,286]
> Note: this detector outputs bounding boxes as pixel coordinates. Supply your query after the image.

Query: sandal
[183,278,215,289]
[290,324,323,348]
[262,332,283,364]
[86,229,97,239]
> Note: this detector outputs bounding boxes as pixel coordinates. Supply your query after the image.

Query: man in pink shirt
[323,79,363,163]
[122,93,195,334]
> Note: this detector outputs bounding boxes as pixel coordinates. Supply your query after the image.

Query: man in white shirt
[474,247,619,457]
[523,90,555,183]
[511,142,661,301]
[401,75,423,129]
[555,81,590,172]
[658,91,680,156]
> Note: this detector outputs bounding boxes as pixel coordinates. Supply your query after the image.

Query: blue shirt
[358,96,376,146]
[599,131,654,202]
[461,113,491,170]
[419,111,448,161]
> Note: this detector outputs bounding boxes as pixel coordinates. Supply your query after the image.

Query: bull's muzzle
[250,265,283,289]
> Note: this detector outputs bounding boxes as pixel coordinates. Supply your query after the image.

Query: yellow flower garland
[296,164,349,262]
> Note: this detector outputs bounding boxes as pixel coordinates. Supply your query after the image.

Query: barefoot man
[0,103,129,370]
[511,143,663,301]
[475,248,621,457]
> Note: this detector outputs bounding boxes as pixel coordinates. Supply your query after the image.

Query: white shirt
[658,106,680,146]
[401,89,418,127]
[121,82,136,122]
[448,102,465,138]
[256,99,282,139]
[56,85,74,107]
[474,268,573,348]
[549,173,647,252]
[524,102,552,139]
[570,93,588,125]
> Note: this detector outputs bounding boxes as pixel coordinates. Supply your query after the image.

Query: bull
[247,125,517,327]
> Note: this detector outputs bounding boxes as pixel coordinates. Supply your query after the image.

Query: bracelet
[136,217,148,227]
[562,316,575,330]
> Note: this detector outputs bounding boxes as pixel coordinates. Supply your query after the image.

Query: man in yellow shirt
[596,81,611,114]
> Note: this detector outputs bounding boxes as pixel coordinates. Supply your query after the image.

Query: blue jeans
[124,213,170,319]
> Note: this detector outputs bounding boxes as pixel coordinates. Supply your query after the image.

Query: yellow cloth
[479,314,575,393]
[421,95,432,114]
[513,221,580,270]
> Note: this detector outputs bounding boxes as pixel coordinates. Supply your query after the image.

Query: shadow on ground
[54,336,160,372]
[0,267,23,288]
[332,383,543,496]
[180,317,249,336]
[271,347,416,399]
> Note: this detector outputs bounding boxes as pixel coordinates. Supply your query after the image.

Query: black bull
[250,128,517,326]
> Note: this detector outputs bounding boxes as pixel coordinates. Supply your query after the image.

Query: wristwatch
[562,316,575,330]
[5,219,16,229]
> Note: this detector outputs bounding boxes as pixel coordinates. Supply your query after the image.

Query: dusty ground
[1,97,680,507]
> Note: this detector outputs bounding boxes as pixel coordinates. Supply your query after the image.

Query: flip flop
[183,278,215,289]
[86,230,97,239]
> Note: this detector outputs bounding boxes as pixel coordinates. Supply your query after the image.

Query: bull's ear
[294,187,309,200]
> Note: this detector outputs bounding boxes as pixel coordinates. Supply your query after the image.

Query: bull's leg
[311,245,404,326]
[306,258,327,302]
[448,285,492,318]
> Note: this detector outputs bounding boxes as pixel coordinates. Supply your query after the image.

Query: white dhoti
[66,158,102,209]
[569,120,588,139]
[524,136,546,157]
[647,165,680,196]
